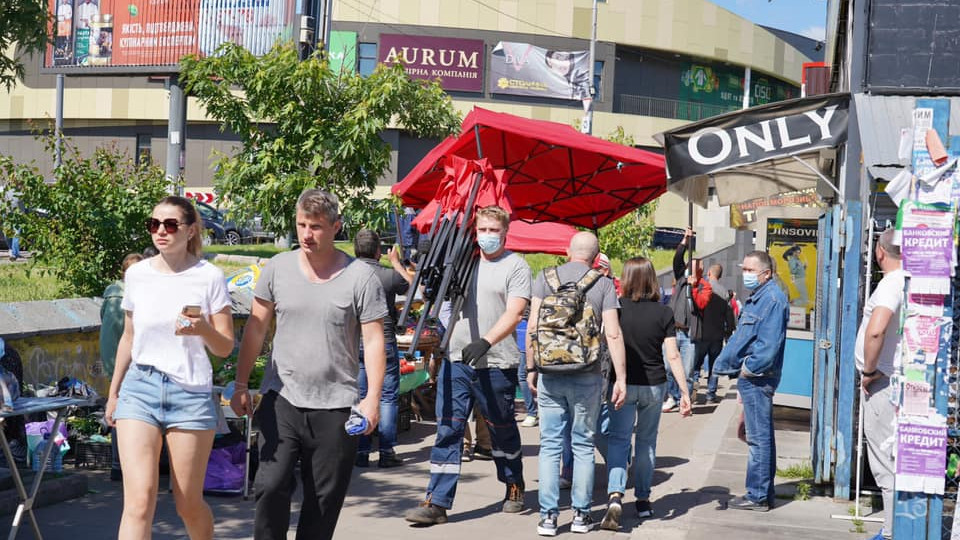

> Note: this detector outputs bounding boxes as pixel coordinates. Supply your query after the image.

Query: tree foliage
[597,126,659,261]
[1,0,50,91]
[179,43,461,235]
[0,131,172,297]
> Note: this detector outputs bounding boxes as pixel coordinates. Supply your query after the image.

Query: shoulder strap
[576,269,603,293]
[545,267,562,292]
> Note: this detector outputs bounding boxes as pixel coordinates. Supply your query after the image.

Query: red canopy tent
[393,107,667,230]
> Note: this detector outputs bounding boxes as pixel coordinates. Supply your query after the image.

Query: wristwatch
[861,369,878,377]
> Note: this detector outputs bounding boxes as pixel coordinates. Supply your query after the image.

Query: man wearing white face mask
[406,205,531,526]
[712,250,789,513]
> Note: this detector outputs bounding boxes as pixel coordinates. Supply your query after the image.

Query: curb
[0,471,88,516]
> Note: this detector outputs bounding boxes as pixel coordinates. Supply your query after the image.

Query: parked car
[195,201,274,245]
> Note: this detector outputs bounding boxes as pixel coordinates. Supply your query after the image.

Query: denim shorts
[114,363,217,431]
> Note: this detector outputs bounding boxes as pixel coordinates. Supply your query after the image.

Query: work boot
[502,482,525,513]
[404,501,448,525]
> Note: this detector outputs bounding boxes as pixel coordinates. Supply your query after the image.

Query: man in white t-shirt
[854,228,903,540]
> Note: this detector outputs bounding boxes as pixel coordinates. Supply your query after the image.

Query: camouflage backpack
[531,267,603,374]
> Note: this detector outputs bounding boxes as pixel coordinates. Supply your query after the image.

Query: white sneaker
[520,415,539,428]
[662,396,677,412]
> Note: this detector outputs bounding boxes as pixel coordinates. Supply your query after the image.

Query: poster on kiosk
[755,207,822,408]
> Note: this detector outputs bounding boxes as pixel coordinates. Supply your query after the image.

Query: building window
[358,42,377,77]
[593,60,604,99]
[136,134,151,166]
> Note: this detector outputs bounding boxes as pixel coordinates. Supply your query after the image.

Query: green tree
[1,1,50,91]
[596,126,658,261]
[179,43,461,236]
[0,132,172,297]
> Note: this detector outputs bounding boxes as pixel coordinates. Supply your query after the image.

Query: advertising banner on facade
[489,41,590,100]
[765,217,818,330]
[45,0,297,71]
[328,30,357,74]
[378,34,484,92]
[729,188,822,228]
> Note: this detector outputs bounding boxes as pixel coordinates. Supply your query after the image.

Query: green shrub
[0,132,172,297]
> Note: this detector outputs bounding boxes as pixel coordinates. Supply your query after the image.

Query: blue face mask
[477,233,502,254]
[743,272,761,290]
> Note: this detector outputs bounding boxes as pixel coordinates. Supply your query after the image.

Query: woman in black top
[597,257,691,531]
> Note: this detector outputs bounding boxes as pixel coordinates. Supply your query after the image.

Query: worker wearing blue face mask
[712,250,789,513]
[406,205,531,526]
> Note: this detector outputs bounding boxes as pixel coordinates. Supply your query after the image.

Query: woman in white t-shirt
[105,195,235,540]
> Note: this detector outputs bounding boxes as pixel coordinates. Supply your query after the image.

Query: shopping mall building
[0,0,820,243]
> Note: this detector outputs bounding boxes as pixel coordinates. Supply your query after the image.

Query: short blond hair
[475,205,510,228]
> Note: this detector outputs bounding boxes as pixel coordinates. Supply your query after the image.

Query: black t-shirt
[615,298,676,386]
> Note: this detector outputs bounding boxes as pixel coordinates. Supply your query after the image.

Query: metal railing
[617,94,740,122]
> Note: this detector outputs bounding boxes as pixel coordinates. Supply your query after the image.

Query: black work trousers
[253,391,357,540]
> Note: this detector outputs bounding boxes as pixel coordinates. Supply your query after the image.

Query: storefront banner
[488,41,590,100]
[328,30,357,74]
[659,93,849,182]
[729,188,821,228]
[378,34,484,92]
[765,218,817,329]
[46,0,297,70]
[896,419,947,494]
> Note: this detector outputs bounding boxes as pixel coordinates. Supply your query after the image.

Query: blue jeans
[517,359,538,417]
[357,342,400,454]
[739,375,778,504]
[665,330,694,401]
[425,360,523,509]
[8,234,19,259]
[597,383,665,499]
[537,372,603,516]
[693,340,723,398]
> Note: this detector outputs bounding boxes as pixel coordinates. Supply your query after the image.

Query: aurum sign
[378,34,484,92]
[660,94,849,181]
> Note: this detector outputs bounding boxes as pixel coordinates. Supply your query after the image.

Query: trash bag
[203,442,245,493]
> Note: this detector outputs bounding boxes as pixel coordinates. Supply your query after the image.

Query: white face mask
[477,233,502,254]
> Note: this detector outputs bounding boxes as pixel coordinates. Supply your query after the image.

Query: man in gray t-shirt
[231,189,387,540]
[405,205,531,526]
[525,231,627,533]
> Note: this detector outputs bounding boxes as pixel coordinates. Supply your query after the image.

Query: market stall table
[0,396,93,540]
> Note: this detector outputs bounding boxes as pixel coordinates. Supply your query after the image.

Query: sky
[708,0,829,41]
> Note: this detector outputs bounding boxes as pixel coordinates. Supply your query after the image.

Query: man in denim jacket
[713,250,789,512]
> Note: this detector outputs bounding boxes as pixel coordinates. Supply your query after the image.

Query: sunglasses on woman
[145,218,186,234]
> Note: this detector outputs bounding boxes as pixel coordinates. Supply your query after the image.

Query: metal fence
[617,94,739,122]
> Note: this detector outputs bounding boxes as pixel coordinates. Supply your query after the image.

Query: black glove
[462,338,492,367]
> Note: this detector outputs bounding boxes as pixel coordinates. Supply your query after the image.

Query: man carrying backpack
[526,231,626,536]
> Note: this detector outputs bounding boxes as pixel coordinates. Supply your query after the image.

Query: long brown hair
[157,195,204,258]
[620,256,660,302]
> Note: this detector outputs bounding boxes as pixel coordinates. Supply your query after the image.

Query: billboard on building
[378,34,484,92]
[328,30,357,74]
[45,0,297,72]
[489,41,590,100]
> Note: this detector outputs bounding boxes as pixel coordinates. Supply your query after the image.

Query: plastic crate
[74,441,112,470]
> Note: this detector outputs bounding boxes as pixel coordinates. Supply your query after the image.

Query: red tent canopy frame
[393,107,667,230]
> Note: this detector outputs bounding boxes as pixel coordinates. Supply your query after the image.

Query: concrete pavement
[0,378,881,539]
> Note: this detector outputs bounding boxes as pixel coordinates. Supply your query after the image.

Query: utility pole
[581,0,598,135]
[54,74,64,168]
[165,75,186,194]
